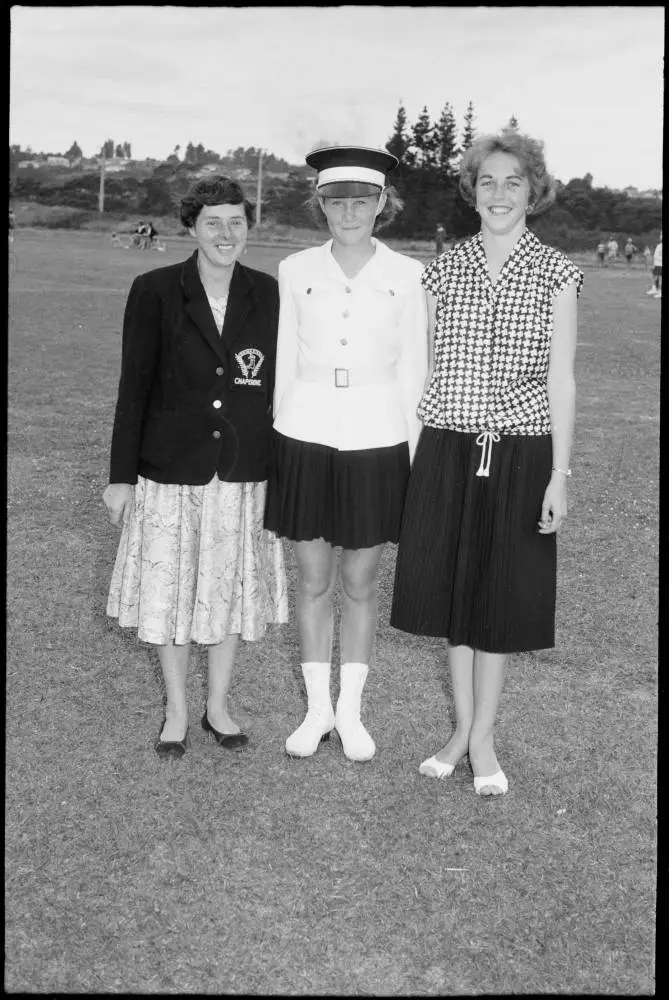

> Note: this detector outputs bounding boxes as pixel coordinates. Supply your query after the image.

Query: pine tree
[435,102,459,175]
[411,105,437,168]
[461,101,477,151]
[506,114,520,132]
[386,101,410,164]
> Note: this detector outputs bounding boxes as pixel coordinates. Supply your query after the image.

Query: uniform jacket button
[213,400,222,409]
[340,338,348,345]
[216,366,224,376]
[212,430,221,440]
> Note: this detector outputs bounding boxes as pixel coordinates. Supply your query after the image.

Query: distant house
[96,156,131,173]
[17,160,40,169]
[621,185,662,201]
[232,167,252,180]
[195,163,221,177]
[46,156,71,167]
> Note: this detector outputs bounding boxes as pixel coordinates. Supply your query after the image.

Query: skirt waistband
[297,363,397,388]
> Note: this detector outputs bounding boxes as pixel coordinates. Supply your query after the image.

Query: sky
[9,5,665,191]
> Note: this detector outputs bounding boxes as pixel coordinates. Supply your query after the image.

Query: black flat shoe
[201,712,248,750]
[155,727,189,759]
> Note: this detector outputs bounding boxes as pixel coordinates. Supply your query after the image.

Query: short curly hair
[459,131,556,216]
[179,175,255,229]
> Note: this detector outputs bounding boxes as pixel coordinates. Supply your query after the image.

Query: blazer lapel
[181,252,227,361]
[219,263,255,352]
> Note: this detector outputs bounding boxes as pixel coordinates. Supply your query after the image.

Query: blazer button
[342,310,349,318]
[212,430,221,440]
[340,338,348,345]
[213,400,222,409]
[216,366,224,376]
[344,286,352,293]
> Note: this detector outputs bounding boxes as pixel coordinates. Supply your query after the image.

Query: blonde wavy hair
[305,185,404,231]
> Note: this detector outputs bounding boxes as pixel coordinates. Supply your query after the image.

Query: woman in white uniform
[265,145,428,762]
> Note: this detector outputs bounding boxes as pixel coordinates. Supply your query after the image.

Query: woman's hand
[538,473,568,534]
[103,483,134,527]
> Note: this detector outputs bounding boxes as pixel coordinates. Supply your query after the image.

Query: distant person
[110,231,123,247]
[9,207,15,243]
[391,130,583,797]
[147,221,158,245]
[265,144,427,762]
[647,232,662,298]
[131,221,146,249]
[624,238,637,266]
[435,223,446,255]
[103,176,288,758]
[596,240,606,267]
[607,236,618,262]
[643,245,652,270]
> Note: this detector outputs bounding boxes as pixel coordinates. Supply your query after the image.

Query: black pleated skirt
[265,431,410,549]
[390,427,557,653]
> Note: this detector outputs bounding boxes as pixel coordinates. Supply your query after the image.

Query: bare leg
[206,634,241,734]
[157,642,189,741]
[286,539,338,756]
[339,544,385,664]
[292,538,338,662]
[432,644,475,766]
[468,650,508,792]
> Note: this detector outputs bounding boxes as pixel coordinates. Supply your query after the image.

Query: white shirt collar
[321,237,393,285]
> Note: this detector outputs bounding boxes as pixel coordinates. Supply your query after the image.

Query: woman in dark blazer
[103,176,287,758]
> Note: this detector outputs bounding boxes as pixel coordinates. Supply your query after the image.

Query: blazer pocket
[139,411,178,468]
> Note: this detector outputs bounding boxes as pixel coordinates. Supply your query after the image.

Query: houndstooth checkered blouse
[418,228,583,435]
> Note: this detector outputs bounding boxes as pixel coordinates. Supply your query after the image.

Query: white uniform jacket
[273,238,428,459]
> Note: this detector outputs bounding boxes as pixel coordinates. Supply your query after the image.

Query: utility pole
[98,149,105,213]
[255,148,264,226]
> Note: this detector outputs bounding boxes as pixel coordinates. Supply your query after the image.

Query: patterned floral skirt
[107,475,288,645]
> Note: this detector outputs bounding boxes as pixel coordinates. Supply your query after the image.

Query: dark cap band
[318,181,383,197]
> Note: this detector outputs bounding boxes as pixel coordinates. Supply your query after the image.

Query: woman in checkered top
[391,131,583,797]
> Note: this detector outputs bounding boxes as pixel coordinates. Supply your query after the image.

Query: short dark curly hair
[459,131,556,216]
[179,175,255,229]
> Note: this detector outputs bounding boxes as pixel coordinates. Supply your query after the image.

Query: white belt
[297,363,397,388]
[475,431,500,477]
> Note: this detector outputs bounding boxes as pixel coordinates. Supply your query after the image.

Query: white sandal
[473,770,508,796]
[418,755,456,779]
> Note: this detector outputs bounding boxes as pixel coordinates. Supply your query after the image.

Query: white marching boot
[335,662,376,762]
[285,662,335,757]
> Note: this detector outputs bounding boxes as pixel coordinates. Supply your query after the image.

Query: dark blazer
[109,251,279,485]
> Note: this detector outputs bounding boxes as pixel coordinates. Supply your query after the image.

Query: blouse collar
[460,228,542,283]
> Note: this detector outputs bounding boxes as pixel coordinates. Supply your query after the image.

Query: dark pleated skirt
[390,427,557,653]
[265,431,410,549]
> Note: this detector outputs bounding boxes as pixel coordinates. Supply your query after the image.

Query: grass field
[6,229,658,994]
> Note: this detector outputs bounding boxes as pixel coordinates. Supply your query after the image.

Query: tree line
[9,104,662,250]
[377,102,661,248]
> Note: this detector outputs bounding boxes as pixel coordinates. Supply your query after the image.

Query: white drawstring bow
[475,431,500,477]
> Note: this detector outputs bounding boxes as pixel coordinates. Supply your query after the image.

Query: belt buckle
[334,368,350,388]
